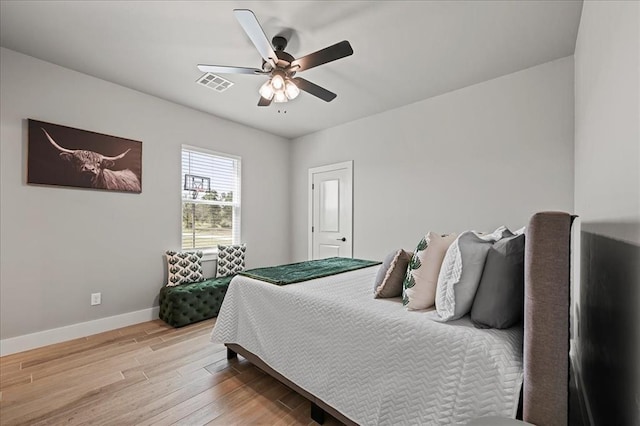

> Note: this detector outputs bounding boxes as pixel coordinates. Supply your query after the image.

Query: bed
[211,212,574,425]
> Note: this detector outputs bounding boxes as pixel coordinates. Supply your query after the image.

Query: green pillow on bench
[159,275,234,327]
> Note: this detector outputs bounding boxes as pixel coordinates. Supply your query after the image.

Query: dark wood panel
[573,229,639,426]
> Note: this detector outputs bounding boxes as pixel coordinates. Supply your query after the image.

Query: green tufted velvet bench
[159,275,234,327]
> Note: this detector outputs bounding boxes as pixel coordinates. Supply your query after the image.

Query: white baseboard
[0,306,160,357]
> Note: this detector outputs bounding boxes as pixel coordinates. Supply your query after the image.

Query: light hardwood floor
[0,319,342,426]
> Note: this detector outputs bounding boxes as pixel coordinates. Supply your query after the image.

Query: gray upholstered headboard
[523,211,575,426]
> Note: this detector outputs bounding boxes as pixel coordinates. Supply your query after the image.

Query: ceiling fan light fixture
[259,80,275,100]
[271,73,285,90]
[273,90,288,103]
[285,79,300,100]
[262,70,298,103]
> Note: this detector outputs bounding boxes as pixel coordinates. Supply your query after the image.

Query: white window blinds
[181,145,241,250]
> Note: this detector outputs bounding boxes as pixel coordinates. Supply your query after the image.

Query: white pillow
[435,227,510,321]
[403,232,457,310]
[513,226,526,235]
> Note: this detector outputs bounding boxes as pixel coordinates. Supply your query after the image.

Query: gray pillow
[374,249,412,298]
[471,233,525,329]
[435,228,507,321]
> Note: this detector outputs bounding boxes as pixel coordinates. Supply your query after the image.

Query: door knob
[337,237,346,242]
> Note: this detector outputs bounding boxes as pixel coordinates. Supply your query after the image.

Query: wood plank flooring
[0,319,342,426]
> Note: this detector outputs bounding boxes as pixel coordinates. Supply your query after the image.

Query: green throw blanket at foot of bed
[239,257,381,285]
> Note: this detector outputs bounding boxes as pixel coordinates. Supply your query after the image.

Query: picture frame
[27,119,142,193]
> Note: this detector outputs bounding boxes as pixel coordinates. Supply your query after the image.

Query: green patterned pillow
[402,232,457,309]
[402,237,428,305]
[217,244,246,277]
[165,250,205,286]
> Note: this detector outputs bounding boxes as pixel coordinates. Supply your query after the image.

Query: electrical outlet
[91,292,101,306]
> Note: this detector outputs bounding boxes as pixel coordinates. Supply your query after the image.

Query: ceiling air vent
[196,73,234,92]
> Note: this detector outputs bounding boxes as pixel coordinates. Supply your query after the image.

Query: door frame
[307,160,353,260]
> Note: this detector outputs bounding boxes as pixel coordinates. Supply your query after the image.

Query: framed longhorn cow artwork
[27,119,142,193]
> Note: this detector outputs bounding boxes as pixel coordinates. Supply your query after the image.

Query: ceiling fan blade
[197,64,266,75]
[289,40,353,72]
[293,77,337,102]
[233,9,278,67]
[257,96,272,107]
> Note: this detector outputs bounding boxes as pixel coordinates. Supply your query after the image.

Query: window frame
[181,144,241,256]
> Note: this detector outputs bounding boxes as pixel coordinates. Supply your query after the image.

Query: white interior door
[308,161,353,260]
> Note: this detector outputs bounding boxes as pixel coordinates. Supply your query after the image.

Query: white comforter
[211,266,523,425]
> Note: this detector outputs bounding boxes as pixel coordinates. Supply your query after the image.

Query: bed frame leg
[310,402,325,424]
[226,347,237,360]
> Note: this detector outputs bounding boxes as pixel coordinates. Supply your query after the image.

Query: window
[181,145,241,251]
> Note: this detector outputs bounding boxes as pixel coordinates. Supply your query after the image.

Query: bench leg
[226,347,237,360]
[310,402,325,424]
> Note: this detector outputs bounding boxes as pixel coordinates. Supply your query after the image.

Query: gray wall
[572,1,640,424]
[290,57,575,262]
[0,48,291,339]
[0,44,582,343]
[574,1,640,238]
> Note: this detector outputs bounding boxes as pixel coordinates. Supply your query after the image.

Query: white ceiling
[0,1,583,139]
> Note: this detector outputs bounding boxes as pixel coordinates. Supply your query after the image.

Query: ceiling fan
[198,9,354,107]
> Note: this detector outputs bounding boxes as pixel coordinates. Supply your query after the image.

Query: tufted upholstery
[159,275,234,327]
